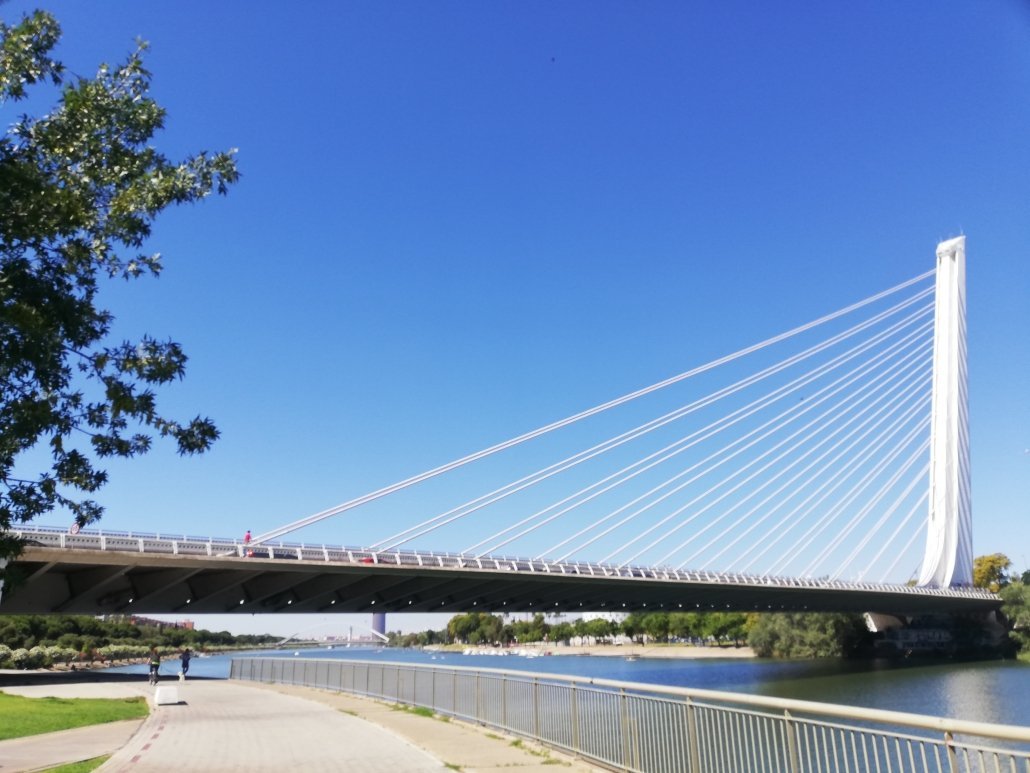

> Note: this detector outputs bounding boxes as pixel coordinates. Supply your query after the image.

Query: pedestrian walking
[180,647,191,681]
[148,646,161,685]
[243,529,253,557]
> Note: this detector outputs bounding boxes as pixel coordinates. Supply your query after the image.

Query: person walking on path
[148,647,161,685]
[243,529,253,557]
[180,648,192,680]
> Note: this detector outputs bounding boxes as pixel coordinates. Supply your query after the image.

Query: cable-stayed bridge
[0,237,997,617]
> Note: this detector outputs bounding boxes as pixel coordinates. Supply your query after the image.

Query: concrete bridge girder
[55,565,133,613]
[2,547,1000,617]
[113,568,204,613]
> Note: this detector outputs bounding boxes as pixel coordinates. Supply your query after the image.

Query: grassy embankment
[40,757,109,773]
[0,692,148,740]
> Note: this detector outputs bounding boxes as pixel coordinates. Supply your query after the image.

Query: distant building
[103,614,195,630]
[372,612,386,637]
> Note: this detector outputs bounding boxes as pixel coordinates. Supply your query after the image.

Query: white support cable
[473,309,935,558]
[380,299,923,554]
[764,397,931,576]
[252,272,935,545]
[801,433,931,579]
[878,512,929,583]
[708,367,931,573]
[835,464,930,580]
[798,431,930,577]
[606,326,935,567]
[812,439,930,579]
[676,354,933,570]
[540,316,935,562]
[734,366,932,574]
[772,415,930,577]
[762,412,931,581]
[500,309,935,560]
[378,292,934,553]
[652,397,929,571]
[667,343,933,568]
[859,490,929,581]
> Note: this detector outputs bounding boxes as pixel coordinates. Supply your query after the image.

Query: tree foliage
[747,612,869,658]
[973,553,1012,593]
[999,580,1030,654]
[0,613,276,668]
[0,10,238,573]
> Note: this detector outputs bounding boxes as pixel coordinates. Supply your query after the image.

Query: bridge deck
[1,527,998,616]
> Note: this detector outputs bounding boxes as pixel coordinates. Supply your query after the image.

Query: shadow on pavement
[0,670,220,687]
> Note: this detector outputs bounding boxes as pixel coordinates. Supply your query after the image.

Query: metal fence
[231,657,1030,773]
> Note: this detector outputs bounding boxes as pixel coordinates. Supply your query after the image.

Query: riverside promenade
[0,671,603,772]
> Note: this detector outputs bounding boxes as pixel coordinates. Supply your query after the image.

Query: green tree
[704,612,748,646]
[0,10,238,577]
[642,612,670,642]
[584,618,613,641]
[550,622,574,644]
[621,613,643,643]
[973,553,1012,592]
[999,581,1030,654]
[747,612,868,658]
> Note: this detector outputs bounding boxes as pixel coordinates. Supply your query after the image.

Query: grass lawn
[0,692,148,741]
[39,756,110,772]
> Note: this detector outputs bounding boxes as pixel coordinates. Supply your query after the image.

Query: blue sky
[4,2,1029,635]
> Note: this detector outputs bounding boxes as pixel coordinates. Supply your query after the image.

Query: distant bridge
[0,526,997,617]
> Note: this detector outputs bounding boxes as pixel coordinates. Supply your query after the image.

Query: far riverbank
[428,642,756,659]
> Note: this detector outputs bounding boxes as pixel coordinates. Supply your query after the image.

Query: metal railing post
[475,671,481,721]
[571,683,580,754]
[502,675,507,730]
[534,677,541,739]
[944,731,958,773]
[620,688,629,769]
[784,710,801,773]
[686,697,701,773]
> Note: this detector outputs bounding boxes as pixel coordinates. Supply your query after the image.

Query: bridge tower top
[917,236,972,587]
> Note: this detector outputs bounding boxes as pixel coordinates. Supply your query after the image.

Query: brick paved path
[99,680,443,772]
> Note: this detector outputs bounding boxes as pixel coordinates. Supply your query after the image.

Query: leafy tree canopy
[0,10,238,576]
[747,612,868,658]
[972,553,1012,593]
[999,580,1030,655]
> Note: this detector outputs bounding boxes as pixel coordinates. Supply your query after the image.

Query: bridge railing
[9,524,998,601]
[232,656,1030,773]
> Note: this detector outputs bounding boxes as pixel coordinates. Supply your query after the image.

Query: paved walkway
[0,674,602,772]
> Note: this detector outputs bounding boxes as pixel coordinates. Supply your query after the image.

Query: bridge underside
[1,548,999,617]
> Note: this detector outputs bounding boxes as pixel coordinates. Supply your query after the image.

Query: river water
[111,647,1030,726]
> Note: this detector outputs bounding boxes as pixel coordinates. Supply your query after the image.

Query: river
[110,647,1030,726]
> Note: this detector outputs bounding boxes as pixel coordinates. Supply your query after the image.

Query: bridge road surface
[0,674,602,772]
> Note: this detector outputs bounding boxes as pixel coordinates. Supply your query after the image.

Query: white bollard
[154,686,179,705]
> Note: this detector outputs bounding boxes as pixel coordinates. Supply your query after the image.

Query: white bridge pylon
[917,236,972,587]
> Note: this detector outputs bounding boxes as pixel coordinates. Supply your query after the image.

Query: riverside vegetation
[390,609,870,658]
[0,614,278,669]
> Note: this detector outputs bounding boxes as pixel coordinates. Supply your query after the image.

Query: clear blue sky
[5,2,1029,636]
